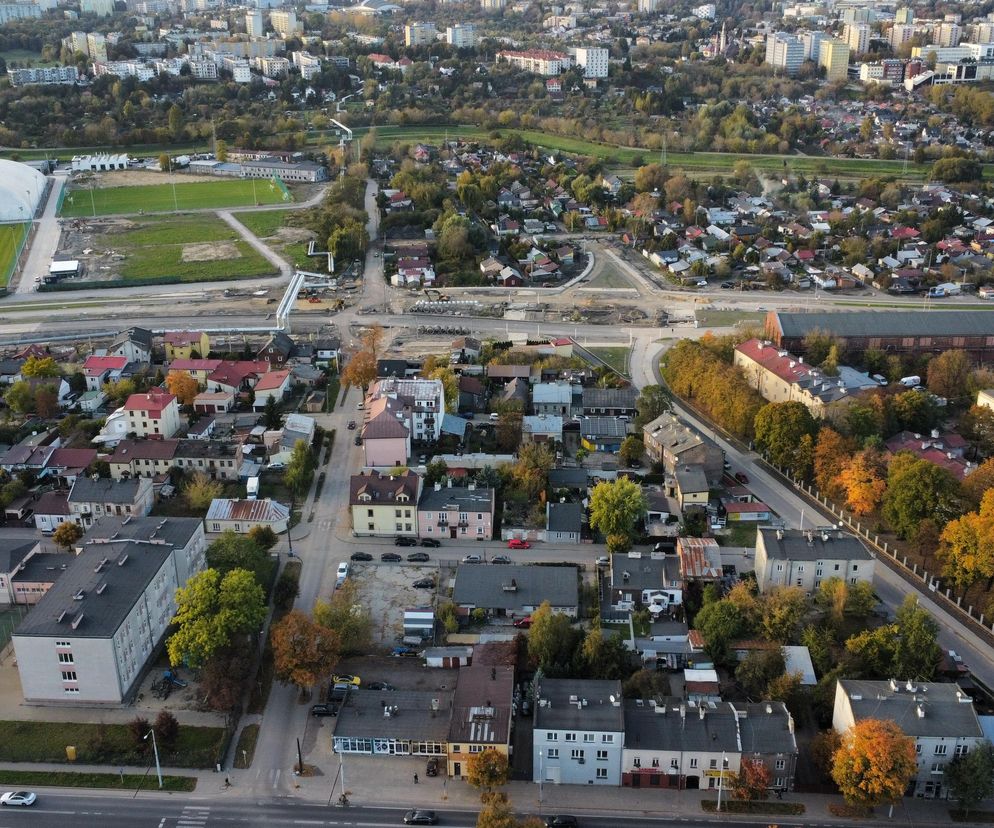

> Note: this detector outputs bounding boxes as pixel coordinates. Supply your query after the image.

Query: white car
[461,554,482,564]
[595,556,609,567]
[0,791,37,807]
[336,562,349,584]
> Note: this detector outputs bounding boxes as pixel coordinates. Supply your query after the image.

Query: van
[899,375,921,387]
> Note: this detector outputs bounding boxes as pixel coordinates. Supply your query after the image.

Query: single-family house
[123,389,181,440]
[205,498,289,534]
[350,470,421,537]
[453,564,578,619]
[82,355,128,392]
[418,483,495,541]
[446,664,515,779]
[545,501,582,543]
[643,412,723,484]
[163,331,210,361]
[67,475,155,528]
[251,370,291,411]
[109,327,153,364]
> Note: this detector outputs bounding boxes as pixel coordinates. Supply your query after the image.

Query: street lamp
[144,729,163,789]
[716,751,727,812]
[538,750,544,811]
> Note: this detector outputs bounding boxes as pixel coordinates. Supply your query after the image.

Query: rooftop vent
[916,704,925,719]
[889,678,899,692]
[117,554,129,566]
[71,612,84,630]
[96,582,107,595]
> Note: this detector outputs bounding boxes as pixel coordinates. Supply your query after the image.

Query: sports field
[82,215,278,283]
[0,223,29,289]
[58,179,291,217]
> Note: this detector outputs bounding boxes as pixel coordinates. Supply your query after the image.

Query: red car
[513,615,533,628]
[507,539,531,550]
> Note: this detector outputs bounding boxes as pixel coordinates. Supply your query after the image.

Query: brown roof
[361,396,410,439]
[677,537,722,580]
[472,641,518,667]
[48,447,98,471]
[448,664,515,746]
[109,439,179,463]
[348,470,419,505]
[487,364,533,379]
[34,490,70,516]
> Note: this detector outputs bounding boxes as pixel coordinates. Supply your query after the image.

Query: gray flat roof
[774,310,994,339]
[839,679,983,738]
[736,702,797,755]
[534,678,624,732]
[418,486,495,513]
[758,528,872,562]
[333,689,453,742]
[624,698,738,751]
[453,564,578,611]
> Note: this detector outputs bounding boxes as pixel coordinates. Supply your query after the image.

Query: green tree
[4,380,35,414]
[815,577,875,627]
[153,710,179,752]
[893,594,940,680]
[427,366,459,413]
[695,600,745,664]
[581,626,633,680]
[926,349,971,401]
[328,219,369,263]
[634,162,667,193]
[882,454,962,538]
[158,153,171,172]
[167,568,266,668]
[466,748,510,794]
[845,625,898,678]
[285,439,315,498]
[215,139,228,162]
[271,609,341,691]
[495,411,523,453]
[262,394,282,429]
[511,442,555,499]
[274,567,300,610]
[167,103,184,139]
[314,579,373,655]
[760,586,808,643]
[960,406,994,462]
[20,355,60,378]
[735,648,786,698]
[248,525,278,550]
[801,624,835,676]
[184,471,224,511]
[753,401,818,470]
[52,520,83,552]
[946,741,994,816]
[588,478,646,553]
[206,531,270,584]
[634,385,669,428]
[832,719,917,807]
[527,601,581,676]
[424,459,449,486]
[618,435,644,466]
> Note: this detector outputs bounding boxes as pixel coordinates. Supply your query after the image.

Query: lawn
[232,724,260,769]
[0,49,56,67]
[587,346,631,376]
[235,209,289,238]
[0,223,29,289]
[59,179,291,218]
[695,309,767,328]
[0,720,227,769]
[95,215,278,284]
[0,769,196,792]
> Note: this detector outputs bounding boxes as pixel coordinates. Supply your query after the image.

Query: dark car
[413,577,435,589]
[381,552,402,562]
[347,420,357,430]
[420,538,441,547]
[426,757,439,777]
[350,552,373,562]
[392,646,420,657]
[395,536,418,547]
[368,681,396,691]
[354,435,362,446]
[310,704,338,717]
[407,551,430,563]
[734,472,749,484]
[403,810,438,825]
[544,817,578,828]
[491,555,512,564]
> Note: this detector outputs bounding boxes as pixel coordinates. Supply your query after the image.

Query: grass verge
[324,377,340,413]
[0,721,226,769]
[232,724,260,769]
[248,560,302,714]
[829,803,875,819]
[59,179,290,217]
[0,769,196,792]
[587,346,631,376]
[701,800,805,815]
[951,810,994,823]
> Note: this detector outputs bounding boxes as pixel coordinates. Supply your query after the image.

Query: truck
[936,282,961,296]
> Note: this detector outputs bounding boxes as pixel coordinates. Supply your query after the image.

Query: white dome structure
[0,160,46,223]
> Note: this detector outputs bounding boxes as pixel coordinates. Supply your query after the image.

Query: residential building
[173,440,242,481]
[123,389,181,440]
[0,539,42,605]
[533,678,625,786]
[83,355,128,391]
[638,0,659,9]
[292,51,321,79]
[733,339,857,423]
[270,9,299,35]
[765,32,804,75]
[332,689,452,757]
[239,158,328,182]
[349,470,421,537]
[800,30,828,61]
[818,38,850,81]
[978,389,994,411]
[546,501,582,543]
[532,382,574,416]
[446,24,477,48]
[643,411,723,483]
[480,0,505,9]
[936,21,961,47]
[108,439,178,479]
[677,537,722,581]
[454,564,578,619]
[253,56,290,78]
[575,47,609,78]
[607,551,682,614]
[0,3,41,23]
[109,327,153,364]
[361,395,412,467]
[582,387,637,417]
[417,483,495,540]
[497,49,571,75]
[845,23,870,55]
[12,516,206,705]
[251,370,291,411]
[67,476,155,528]
[33,490,70,534]
[164,331,210,361]
[522,415,563,445]
[9,66,79,86]
[81,0,114,15]
[221,56,251,82]
[890,23,917,50]
[205,498,289,534]
[368,377,445,443]
[895,6,913,24]
[193,391,235,414]
[833,679,984,799]
[404,22,436,46]
[85,32,108,62]
[246,9,264,36]
[754,527,874,593]
[447,664,514,778]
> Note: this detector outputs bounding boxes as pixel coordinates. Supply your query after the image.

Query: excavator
[423,288,451,302]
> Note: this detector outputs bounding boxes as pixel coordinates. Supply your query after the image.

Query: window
[931,762,944,774]
[396,523,402,532]
[61,671,77,682]
[775,777,784,789]
[955,745,970,757]
[852,564,858,572]
[669,759,678,770]
[452,746,460,753]
[596,750,607,761]
[64,686,79,694]
[776,564,784,572]
[722,757,729,769]
[367,509,374,517]
[797,565,804,572]
[570,749,584,760]
[368,524,374,531]
[602,734,614,743]
[565,733,576,742]
[546,733,557,741]
[834,563,840,571]
[477,513,483,520]
[546,749,559,759]
[934,745,948,756]
[689,758,698,769]
[633,757,641,768]
[395,510,401,518]
[58,652,74,664]
[775,759,785,770]
[709,759,718,769]
[916,744,923,755]
[583,734,595,743]
[596,768,607,779]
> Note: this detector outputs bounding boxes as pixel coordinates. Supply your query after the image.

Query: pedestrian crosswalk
[176,805,210,828]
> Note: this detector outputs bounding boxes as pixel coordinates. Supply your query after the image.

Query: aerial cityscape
[0,0,993,824]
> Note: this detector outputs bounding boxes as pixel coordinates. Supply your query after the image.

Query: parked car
[310,704,338,717]
[461,554,482,564]
[595,556,609,567]
[403,810,438,825]
[381,552,402,562]
[507,539,531,549]
[426,757,439,776]
[513,615,532,628]
[368,681,395,691]
[333,674,361,687]
[350,552,373,562]
[0,792,36,807]
[347,420,357,430]
[544,817,577,828]
[392,647,420,658]
[413,577,435,589]
[354,436,362,446]
[734,472,749,484]
[395,536,418,547]
[491,555,512,564]
[406,552,430,563]
[420,538,441,547]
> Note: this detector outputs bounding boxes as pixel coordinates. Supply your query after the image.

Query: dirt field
[347,563,442,646]
[84,170,190,188]
[182,241,241,262]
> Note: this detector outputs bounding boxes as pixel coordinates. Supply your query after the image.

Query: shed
[424,646,474,668]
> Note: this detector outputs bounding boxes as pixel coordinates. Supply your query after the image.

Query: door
[453,762,461,777]
[450,527,457,538]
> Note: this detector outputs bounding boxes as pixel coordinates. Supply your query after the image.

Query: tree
[527,601,581,676]
[837,450,887,516]
[946,741,994,816]
[963,458,994,508]
[581,626,633,680]
[495,411,522,453]
[428,366,459,413]
[960,406,994,461]
[754,402,818,470]
[271,609,341,691]
[634,162,667,193]
[329,219,369,262]
[589,478,646,553]
[285,439,315,498]
[511,442,554,499]
[4,380,35,414]
[695,600,745,664]
[262,394,282,429]
[274,567,300,610]
[199,646,252,711]
[832,719,917,807]
[816,578,876,626]
[938,491,994,592]
[34,385,58,419]
[167,103,184,139]
[732,757,771,801]
[129,716,151,752]
[466,748,510,794]
[248,525,278,550]
[424,459,449,487]
[927,349,971,401]
[618,435,644,466]
[166,371,198,405]
[736,648,786,698]
[167,568,266,668]
[153,710,179,752]
[634,385,669,428]
[760,587,807,643]
[882,454,962,539]
[52,521,83,552]
[184,471,224,511]
[314,579,372,655]
[341,348,377,394]
[475,797,518,828]
[215,139,228,162]
[20,355,60,378]
[845,625,898,678]
[206,531,270,584]
[158,153,171,172]
[893,594,940,680]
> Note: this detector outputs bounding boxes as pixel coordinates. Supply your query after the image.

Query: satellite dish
[609,695,616,703]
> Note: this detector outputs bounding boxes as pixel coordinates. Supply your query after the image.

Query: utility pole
[144,730,163,789]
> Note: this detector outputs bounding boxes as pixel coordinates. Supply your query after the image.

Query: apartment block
[845,22,870,54]
[575,46,608,78]
[497,49,571,75]
[445,23,477,48]
[765,32,804,75]
[754,527,874,593]
[270,9,299,36]
[818,37,849,80]
[9,65,79,86]
[405,22,437,47]
[246,9,264,37]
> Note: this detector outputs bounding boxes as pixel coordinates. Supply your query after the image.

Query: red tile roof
[124,389,176,415]
[164,331,205,345]
[83,355,128,376]
[254,370,290,392]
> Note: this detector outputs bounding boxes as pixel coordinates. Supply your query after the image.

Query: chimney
[776,528,784,541]
[434,482,442,491]
[916,704,925,719]
[699,705,705,720]
[889,678,899,692]
[447,479,452,488]
[906,679,917,692]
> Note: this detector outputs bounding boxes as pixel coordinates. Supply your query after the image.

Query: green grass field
[587,346,631,376]
[96,215,278,283]
[0,223,29,289]
[0,49,56,67]
[234,209,289,238]
[59,179,291,218]
[0,769,197,792]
